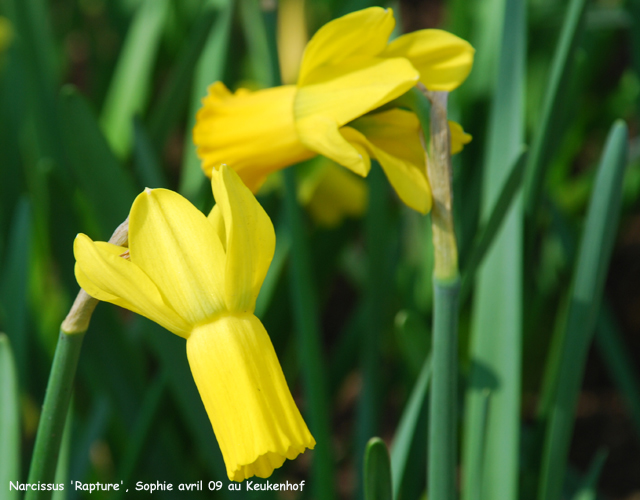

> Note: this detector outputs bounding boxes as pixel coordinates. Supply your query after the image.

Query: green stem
[26,330,85,500]
[51,399,73,500]
[282,169,334,500]
[390,355,432,500]
[419,88,460,500]
[429,278,460,500]
[26,219,126,498]
[423,89,458,281]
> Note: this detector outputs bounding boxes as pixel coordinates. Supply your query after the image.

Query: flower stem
[421,88,460,500]
[424,89,458,282]
[25,330,84,500]
[26,218,128,499]
[429,278,460,500]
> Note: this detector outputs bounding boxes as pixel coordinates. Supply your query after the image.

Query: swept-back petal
[210,165,275,313]
[295,114,371,177]
[298,7,394,85]
[187,315,315,481]
[449,120,472,154]
[296,57,418,126]
[74,235,190,337]
[346,109,431,213]
[129,188,226,325]
[194,82,314,191]
[382,29,474,91]
[295,58,418,173]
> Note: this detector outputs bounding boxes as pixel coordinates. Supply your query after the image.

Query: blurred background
[0,0,639,498]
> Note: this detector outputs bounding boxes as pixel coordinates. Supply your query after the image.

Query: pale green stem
[25,331,84,500]
[422,87,460,500]
[26,218,128,499]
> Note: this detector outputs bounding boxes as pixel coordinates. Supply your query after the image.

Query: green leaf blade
[0,333,21,499]
[59,86,139,239]
[537,121,628,500]
[390,356,431,500]
[364,438,393,500]
[523,0,589,224]
[460,149,527,303]
[179,0,234,203]
[100,0,169,158]
[0,198,31,386]
[148,7,220,150]
[462,1,526,499]
[595,304,640,439]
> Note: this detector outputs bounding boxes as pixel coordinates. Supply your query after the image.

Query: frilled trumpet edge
[186,313,315,482]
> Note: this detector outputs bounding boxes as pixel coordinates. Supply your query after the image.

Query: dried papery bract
[422,87,458,282]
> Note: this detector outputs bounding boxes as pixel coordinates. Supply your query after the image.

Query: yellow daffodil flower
[194,7,474,214]
[297,157,368,227]
[72,165,315,482]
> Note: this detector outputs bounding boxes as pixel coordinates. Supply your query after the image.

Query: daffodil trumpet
[194,7,474,214]
[73,165,315,481]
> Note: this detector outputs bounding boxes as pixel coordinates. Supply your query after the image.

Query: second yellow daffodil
[73,165,315,482]
[194,7,474,214]
[0,17,13,55]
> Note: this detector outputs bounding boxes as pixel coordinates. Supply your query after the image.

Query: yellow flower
[0,17,13,55]
[297,157,368,227]
[73,165,315,481]
[449,120,472,154]
[194,7,474,214]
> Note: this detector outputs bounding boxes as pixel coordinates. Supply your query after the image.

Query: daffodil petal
[346,109,431,213]
[449,120,472,154]
[207,203,227,250]
[295,114,371,176]
[382,29,474,91]
[295,57,418,127]
[74,234,190,337]
[129,188,226,325]
[187,315,315,482]
[297,7,394,85]
[194,82,314,191]
[295,57,418,174]
[210,165,275,313]
[75,242,134,305]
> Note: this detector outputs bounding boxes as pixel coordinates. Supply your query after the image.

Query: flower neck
[189,311,255,338]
